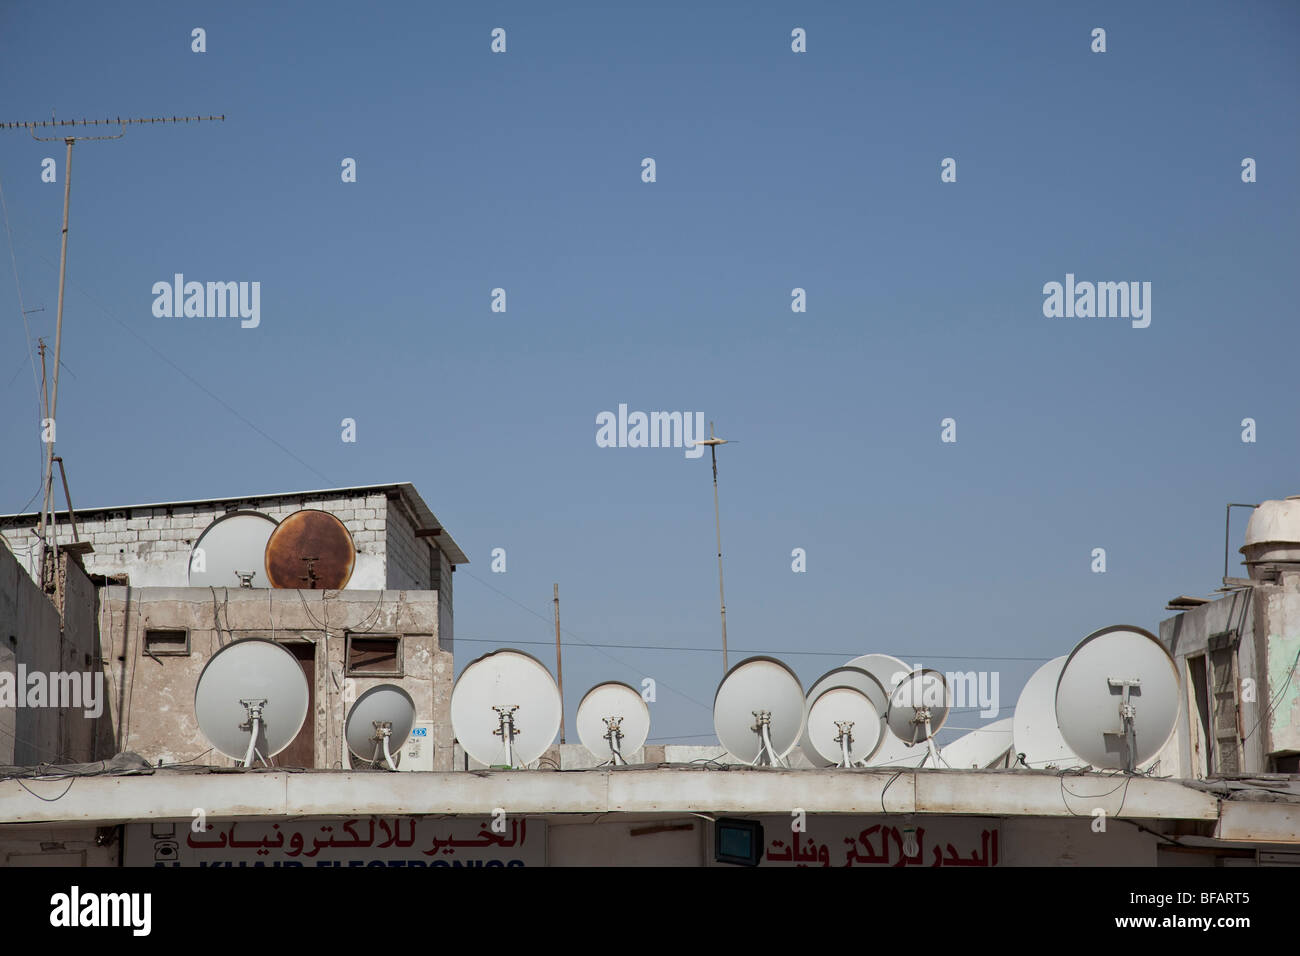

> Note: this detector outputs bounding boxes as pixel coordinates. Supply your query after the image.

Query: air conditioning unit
[398,720,435,771]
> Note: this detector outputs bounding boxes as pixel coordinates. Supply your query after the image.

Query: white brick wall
[1,488,454,611]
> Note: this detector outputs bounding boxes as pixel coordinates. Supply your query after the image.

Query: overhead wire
[0,216,1110,766]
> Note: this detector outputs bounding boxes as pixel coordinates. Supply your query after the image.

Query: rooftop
[0,481,469,565]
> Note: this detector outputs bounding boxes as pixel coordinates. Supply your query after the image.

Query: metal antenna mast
[1,113,225,588]
[695,422,731,675]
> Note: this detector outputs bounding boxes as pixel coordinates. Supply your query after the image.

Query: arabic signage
[125,817,545,867]
[727,815,1000,867]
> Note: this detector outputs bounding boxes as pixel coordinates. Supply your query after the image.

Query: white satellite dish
[576,682,651,766]
[1056,625,1180,772]
[941,717,1015,769]
[188,511,278,588]
[345,684,417,771]
[799,665,888,768]
[846,654,930,767]
[713,657,805,766]
[1013,656,1088,770]
[194,639,309,767]
[450,649,561,769]
[886,668,951,766]
[806,686,883,767]
[846,654,911,692]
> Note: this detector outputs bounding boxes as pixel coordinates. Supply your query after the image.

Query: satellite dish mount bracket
[750,710,787,768]
[493,704,521,768]
[370,719,399,771]
[238,698,271,768]
[1108,677,1141,773]
[602,716,626,766]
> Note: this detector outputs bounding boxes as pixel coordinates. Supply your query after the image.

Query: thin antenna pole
[36,340,50,578]
[39,137,73,588]
[695,422,730,675]
[553,583,565,744]
[3,113,224,587]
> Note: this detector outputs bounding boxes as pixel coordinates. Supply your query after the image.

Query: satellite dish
[194,639,309,767]
[845,654,930,767]
[576,682,651,766]
[345,684,417,771]
[799,666,888,768]
[188,511,278,588]
[264,509,356,589]
[886,668,951,766]
[1013,656,1087,770]
[846,654,911,693]
[1055,625,1180,772]
[713,656,805,767]
[941,717,1015,769]
[450,649,561,769]
[806,686,883,767]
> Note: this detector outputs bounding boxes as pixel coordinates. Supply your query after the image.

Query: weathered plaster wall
[0,545,102,765]
[99,586,453,770]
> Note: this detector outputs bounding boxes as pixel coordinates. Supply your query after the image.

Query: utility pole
[2,114,224,588]
[553,583,565,744]
[695,422,731,675]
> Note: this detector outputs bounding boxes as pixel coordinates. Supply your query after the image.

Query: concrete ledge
[1217,801,1300,842]
[0,768,1238,829]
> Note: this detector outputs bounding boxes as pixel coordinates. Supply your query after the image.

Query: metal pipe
[1224,503,1258,584]
[53,456,79,542]
[553,583,565,744]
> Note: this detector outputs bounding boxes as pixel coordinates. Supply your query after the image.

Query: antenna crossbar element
[2,112,224,590]
[1,115,226,136]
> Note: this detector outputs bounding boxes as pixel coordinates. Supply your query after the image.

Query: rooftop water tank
[1240,495,1300,578]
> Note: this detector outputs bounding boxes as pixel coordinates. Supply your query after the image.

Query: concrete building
[1,484,1298,867]
[0,484,467,774]
[1158,495,1300,778]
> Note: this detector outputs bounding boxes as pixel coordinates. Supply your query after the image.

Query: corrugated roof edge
[0,481,468,565]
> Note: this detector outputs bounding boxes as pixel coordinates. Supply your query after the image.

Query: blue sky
[1,1,1297,745]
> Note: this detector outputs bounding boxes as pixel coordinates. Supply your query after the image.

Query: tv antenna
[264,510,355,589]
[1,112,225,589]
[694,421,733,675]
[188,511,277,588]
[346,684,417,771]
[845,653,929,767]
[800,665,889,767]
[885,668,952,767]
[194,639,308,768]
[713,656,805,767]
[1012,656,1087,770]
[450,649,561,769]
[1055,625,1180,773]
[576,682,651,766]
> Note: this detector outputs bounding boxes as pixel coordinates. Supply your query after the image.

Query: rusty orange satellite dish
[264,509,355,589]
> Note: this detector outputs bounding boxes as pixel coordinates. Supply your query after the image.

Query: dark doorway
[274,641,316,768]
